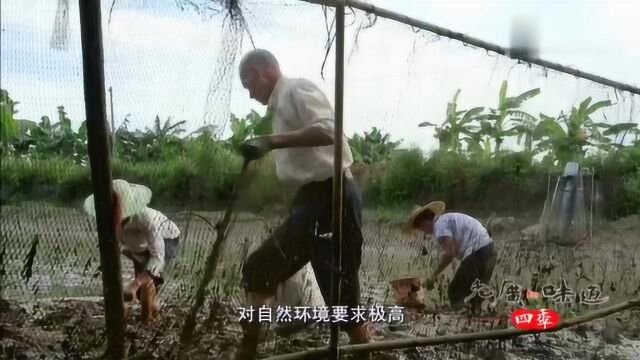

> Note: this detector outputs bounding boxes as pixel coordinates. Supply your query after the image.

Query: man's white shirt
[267,76,353,186]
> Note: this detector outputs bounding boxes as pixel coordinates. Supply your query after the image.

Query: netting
[2,0,640,358]
[539,162,589,246]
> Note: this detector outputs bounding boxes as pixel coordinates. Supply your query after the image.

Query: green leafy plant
[534,97,613,164]
[474,81,540,155]
[0,89,20,153]
[226,110,272,152]
[418,89,483,154]
[348,127,401,164]
[602,122,638,149]
[115,115,187,162]
[376,148,429,205]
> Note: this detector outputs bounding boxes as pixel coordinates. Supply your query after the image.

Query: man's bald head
[239,49,282,105]
[239,49,280,78]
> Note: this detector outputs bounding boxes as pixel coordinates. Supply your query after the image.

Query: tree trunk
[494,138,502,155]
[525,134,532,153]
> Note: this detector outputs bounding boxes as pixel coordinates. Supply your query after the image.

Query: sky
[1,0,639,152]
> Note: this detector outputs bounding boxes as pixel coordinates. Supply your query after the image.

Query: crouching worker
[402,201,497,312]
[83,179,181,323]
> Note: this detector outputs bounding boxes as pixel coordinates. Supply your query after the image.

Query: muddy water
[3,206,640,307]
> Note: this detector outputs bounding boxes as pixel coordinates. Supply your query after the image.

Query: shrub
[375,148,429,206]
[623,168,640,212]
[113,159,196,207]
[186,134,243,204]
[0,157,90,204]
[2,142,638,217]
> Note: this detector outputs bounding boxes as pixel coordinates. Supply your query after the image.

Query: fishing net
[2,0,640,358]
[539,162,589,246]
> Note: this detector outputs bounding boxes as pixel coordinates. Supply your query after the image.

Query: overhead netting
[2,0,640,358]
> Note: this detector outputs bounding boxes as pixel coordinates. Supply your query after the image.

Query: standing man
[403,201,498,312]
[232,49,371,359]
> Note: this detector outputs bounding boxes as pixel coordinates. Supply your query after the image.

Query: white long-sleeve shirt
[267,77,353,186]
[120,207,180,277]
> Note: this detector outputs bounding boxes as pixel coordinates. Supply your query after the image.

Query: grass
[1,143,639,217]
[363,204,416,225]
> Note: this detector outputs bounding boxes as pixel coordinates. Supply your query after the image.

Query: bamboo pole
[329,1,346,358]
[78,0,125,358]
[265,296,640,360]
[108,86,116,157]
[301,0,640,96]
[590,168,595,243]
[179,159,250,345]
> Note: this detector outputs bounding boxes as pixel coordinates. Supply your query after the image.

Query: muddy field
[2,296,640,359]
[2,203,640,359]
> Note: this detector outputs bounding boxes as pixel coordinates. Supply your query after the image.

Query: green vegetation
[1,84,638,219]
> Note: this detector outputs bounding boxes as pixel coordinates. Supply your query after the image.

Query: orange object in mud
[140,279,160,323]
[389,277,425,308]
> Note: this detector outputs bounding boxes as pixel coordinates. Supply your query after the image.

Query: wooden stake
[78,0,125,358]
[330,1,346,359]
[180,159,250,345]
[108,86,116,157]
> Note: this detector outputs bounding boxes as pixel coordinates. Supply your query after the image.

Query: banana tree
[226,110,273,153]
[510,111,541,153]
[534,97,613,164]
[123,116,188,160]
[462,131,493,161]
[154,116,186,138]
[348,127,401,164]
[0,89,20,153]
[633,128,640,146]
[602,122,639,149]
[476,81,540,155]
[418,89,483,153]
[25,107,76,157]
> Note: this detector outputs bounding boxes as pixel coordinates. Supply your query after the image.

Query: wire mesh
[1,0,640,359]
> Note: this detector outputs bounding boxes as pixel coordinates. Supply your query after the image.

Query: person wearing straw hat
[403,201,498,311]
[83,179,181,323]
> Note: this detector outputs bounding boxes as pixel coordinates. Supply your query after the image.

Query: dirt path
[2,297,640,359]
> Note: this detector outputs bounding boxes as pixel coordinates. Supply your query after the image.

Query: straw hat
[402,201,446,235]
[83,179,152,219]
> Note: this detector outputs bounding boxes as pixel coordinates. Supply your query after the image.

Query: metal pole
[78,1,125,358]
[590,168,595,242]
[108,86,116,156]
[300,0,640,96]
[330,1,345,359]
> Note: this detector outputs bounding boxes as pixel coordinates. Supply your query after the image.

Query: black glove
[240,136,272,161]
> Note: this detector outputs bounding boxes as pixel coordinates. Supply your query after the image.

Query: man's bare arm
[432,236,457,278]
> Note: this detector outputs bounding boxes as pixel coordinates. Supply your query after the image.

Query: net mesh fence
[2,0,640,358]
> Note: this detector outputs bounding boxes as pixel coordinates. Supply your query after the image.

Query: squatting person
[403,201,498,311]
[83,179,181,322]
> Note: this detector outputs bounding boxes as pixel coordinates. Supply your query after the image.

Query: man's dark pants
[448,242,498,309]
[241,174,364,330]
